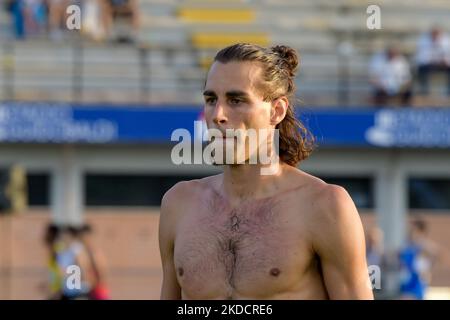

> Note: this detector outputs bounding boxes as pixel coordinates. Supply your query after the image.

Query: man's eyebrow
[226,91,250,98]
[202,90,251,98]
[203,90,216,97]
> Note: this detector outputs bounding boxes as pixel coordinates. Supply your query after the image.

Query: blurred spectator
[47,0,69,41]
[5,0,48,39]
[23,0,47,36]
[82,0,106,41]
[42,223,110,300]
[57,226,92,299]
[366,226,384,268]
[398,218,450,299]
[42,223,63,300]
[369,46,412,107]
[100,0,140,43]
[5,0,26,39]
[78,224,110,300]
[365,226,398,299]
[416,27,450,96]
[40,222,111,300]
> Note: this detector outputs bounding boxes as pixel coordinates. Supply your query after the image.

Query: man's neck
[220,161,284,205]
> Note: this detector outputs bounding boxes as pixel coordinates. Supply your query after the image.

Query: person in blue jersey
[399,218,449,299]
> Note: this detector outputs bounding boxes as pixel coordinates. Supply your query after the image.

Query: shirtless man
[159,43,373,300]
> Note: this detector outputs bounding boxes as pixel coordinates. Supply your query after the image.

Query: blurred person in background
[398,218,450,300]
[416,26,450,96]
[369,46,413,107]
[365,226,387,299]
[78,224,110,300]
[47,0,69,41]
[366,226,384,269]
[57,226,92,299]
[5,0,26,39]
[42,223,63,300]
[82,0,106,41]
[23,0,47,37]
[100,0,140,43]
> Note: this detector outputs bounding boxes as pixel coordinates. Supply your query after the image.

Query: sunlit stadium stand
[1,0,450,106]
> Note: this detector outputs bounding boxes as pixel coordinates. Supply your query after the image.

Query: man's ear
[270,97,288,126]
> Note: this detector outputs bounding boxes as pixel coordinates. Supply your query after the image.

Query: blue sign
[305,108,450,148]
[0,102,449,148]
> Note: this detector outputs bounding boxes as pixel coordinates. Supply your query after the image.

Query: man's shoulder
[159,175,219,230]
[161,174,220,209]
[288,170,363,249]
[315,183,356,215]
[288,169,356,221]
[284,167,329,197]
[310,183,361,237]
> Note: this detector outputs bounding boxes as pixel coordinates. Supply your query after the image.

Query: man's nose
[212,102,227,125]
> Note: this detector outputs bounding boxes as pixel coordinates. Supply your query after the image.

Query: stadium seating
[1,0,450,106]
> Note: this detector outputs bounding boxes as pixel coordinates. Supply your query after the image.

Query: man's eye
[205,98,216,105]
[229,98,241,105]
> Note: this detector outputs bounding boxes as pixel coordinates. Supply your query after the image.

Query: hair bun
[271,45,299,77]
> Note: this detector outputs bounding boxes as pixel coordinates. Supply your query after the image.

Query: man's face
[203,61,274,164]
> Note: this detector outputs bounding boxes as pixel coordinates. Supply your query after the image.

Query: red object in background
[90,284,110,300]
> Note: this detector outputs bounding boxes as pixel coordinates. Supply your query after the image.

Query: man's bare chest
[173,194,314,298]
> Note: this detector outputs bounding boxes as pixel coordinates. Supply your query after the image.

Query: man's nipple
[270,268,281,277]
